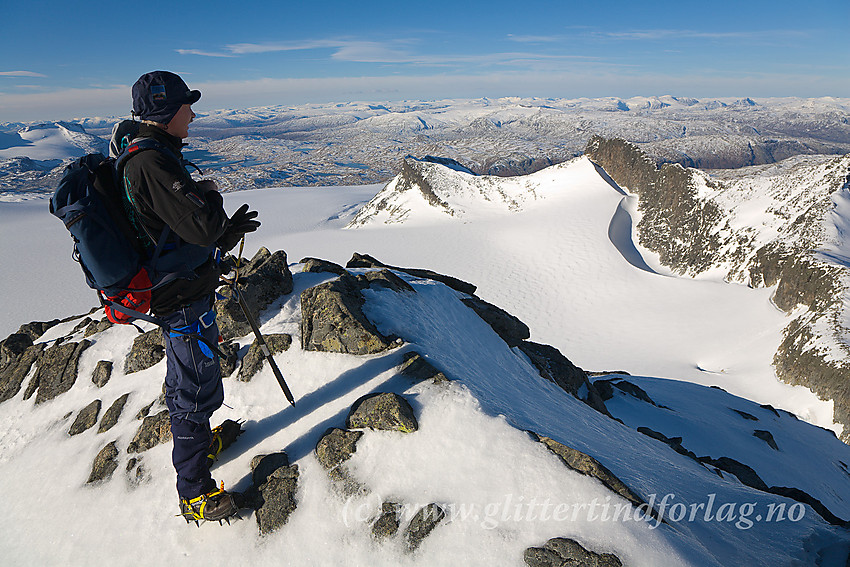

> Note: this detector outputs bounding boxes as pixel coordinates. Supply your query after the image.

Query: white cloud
[0,71,47,78]
[597,29,808,41]
[175,49,237,58]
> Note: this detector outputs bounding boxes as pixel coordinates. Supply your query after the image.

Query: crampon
[207,419,244,465]
[179,482,243,526]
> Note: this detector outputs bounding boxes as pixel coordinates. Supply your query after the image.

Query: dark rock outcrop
[219,341,240,377]
[347,253,477,295]
[238,334,292,382]
[346,392,418,433]
[398,351,449,383]
[98,393,130,433]
[124,330,165,374]
[127,410,171,454]
[69,399,101,436]
[0,333,44,403]
[16,320,59,342]
[525,537,622,567]
[534,433,661,522]
[462,296,530,346]
[586,136,850,442]
[585,136,723,275]
[87,441,119,484]
[249,452,299,535]
[404,503,445,552]
[354,269,415,294]
[83,318,113,338]
[753,429,779,450]
[91,360,113,387]
[315,427,364,485]
[300,273,396,355]
[216,248,294,341]
[638,427,700,462]
[300,257,347,275]
[372,501,402,540]
[26,339,91,404]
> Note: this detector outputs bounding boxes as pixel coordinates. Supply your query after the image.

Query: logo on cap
[151,85,166,101]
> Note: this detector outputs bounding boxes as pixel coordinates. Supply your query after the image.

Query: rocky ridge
[1,248,849,564]
[585,136,850,442]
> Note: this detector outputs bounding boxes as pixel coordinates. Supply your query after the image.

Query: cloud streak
[0,71,47,78]
[595,29,808,41]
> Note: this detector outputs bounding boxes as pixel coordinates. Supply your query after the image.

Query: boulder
[251,452,291,487]
[87,441,119,484]
[256,466,299,535]
[525,537,622,567]
[347,253,477,295]
[127,410,172,454]
[124,330,165,374]
[372,501,402,540]
[461,296,530,346]
[398,352,449,383]
[26,339,91,404]
[354,269,415,293]
[315,428,364,491]
[98,393,130,433]
[346,392,418,433]
[238,334,292,382]
[216,248,294,341]
[91,360,113,387]
[0,333,44,403]
[535,433,661,522]
[300,257,347,275]
[69,399,102,436]
[404,503,445,552]
[300,273,395,355]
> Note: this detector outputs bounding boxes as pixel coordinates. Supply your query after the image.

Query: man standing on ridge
[125,70,260,524]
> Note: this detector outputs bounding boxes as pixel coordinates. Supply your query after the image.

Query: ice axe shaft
[232,285,295,406]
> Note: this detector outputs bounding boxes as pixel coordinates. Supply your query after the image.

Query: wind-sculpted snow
[2,96,849,196]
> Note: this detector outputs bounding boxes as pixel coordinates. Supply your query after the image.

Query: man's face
[166,104,195,139]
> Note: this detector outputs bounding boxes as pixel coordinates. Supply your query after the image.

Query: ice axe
[220,239,295,406]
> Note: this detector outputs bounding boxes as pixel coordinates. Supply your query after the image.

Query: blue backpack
[49,122,200,325]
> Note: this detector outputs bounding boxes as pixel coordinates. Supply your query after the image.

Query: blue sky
[1,0,848,122]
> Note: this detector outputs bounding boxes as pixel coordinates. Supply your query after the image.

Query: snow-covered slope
[0,122,106,161]
[2,154,850,566]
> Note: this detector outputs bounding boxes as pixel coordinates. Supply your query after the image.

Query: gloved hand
[218,204,260,252]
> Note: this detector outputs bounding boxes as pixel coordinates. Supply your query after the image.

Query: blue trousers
[161,296,223,499]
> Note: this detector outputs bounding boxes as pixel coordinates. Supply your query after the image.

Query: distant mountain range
[1,96,848,198]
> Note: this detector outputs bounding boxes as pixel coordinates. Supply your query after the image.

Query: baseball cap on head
[132,71,201,124]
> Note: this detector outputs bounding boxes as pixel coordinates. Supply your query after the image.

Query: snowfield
[0,155,849,565]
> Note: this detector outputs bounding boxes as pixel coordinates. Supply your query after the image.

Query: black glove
[218,204,260,252]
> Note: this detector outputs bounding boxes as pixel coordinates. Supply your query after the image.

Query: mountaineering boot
[207,419,244,465]
[180,483,240,525]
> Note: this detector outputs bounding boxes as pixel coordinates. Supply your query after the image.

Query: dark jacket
[122,124,228,315]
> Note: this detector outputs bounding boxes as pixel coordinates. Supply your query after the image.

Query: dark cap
[132,71,201,124]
